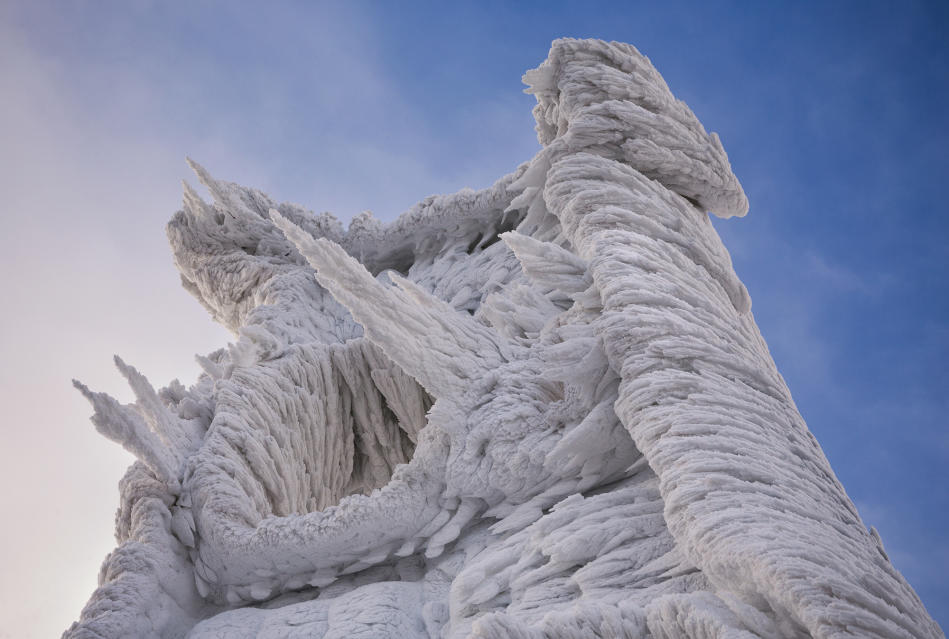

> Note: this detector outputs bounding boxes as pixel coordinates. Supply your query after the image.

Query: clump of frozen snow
[65,38,943,639]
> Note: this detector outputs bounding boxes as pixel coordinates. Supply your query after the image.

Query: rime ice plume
[65,39,943,639]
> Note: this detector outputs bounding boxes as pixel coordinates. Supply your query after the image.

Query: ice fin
[114,356,200,453]
[72,380,180,489]
[501,231,592,296]
[271,210,514,399]
[195,354,224,380]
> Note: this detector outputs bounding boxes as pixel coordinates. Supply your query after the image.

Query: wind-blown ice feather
[64,38,943,639]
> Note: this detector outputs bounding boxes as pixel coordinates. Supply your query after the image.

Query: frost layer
[65,39,943,639]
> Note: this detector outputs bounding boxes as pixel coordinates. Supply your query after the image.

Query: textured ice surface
[65,39,943,639]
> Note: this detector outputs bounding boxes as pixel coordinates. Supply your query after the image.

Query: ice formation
[65,39,943,639]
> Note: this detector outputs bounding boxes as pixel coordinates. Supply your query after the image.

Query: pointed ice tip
[271,209,326,259]
[195,354,224,380]
[269,208,293,230]
[270,209,304,243]
[113,354,133,377]
[185,158,215,190]
[72,378,92,398]
[500,231,591,296]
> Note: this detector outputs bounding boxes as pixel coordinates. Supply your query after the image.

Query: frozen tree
[65,39,943,639]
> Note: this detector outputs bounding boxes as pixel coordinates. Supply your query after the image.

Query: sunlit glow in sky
[0,2,946,637]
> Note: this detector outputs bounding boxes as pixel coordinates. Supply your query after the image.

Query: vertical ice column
[521,38,941,639]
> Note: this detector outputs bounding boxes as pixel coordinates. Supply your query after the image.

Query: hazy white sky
[1,2,946,637]
[0,5,538,636]
[1,13,225,638]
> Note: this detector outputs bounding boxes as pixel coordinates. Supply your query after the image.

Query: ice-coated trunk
[523,38,940,639]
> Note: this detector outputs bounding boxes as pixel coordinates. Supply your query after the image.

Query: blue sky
[1,2,946,636]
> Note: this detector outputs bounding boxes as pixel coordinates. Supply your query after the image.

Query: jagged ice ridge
[65,39,943,639]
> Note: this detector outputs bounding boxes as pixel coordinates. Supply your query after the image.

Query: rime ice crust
[64,38,943,639]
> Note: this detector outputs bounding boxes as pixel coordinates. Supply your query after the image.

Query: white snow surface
[64,39,943,639]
